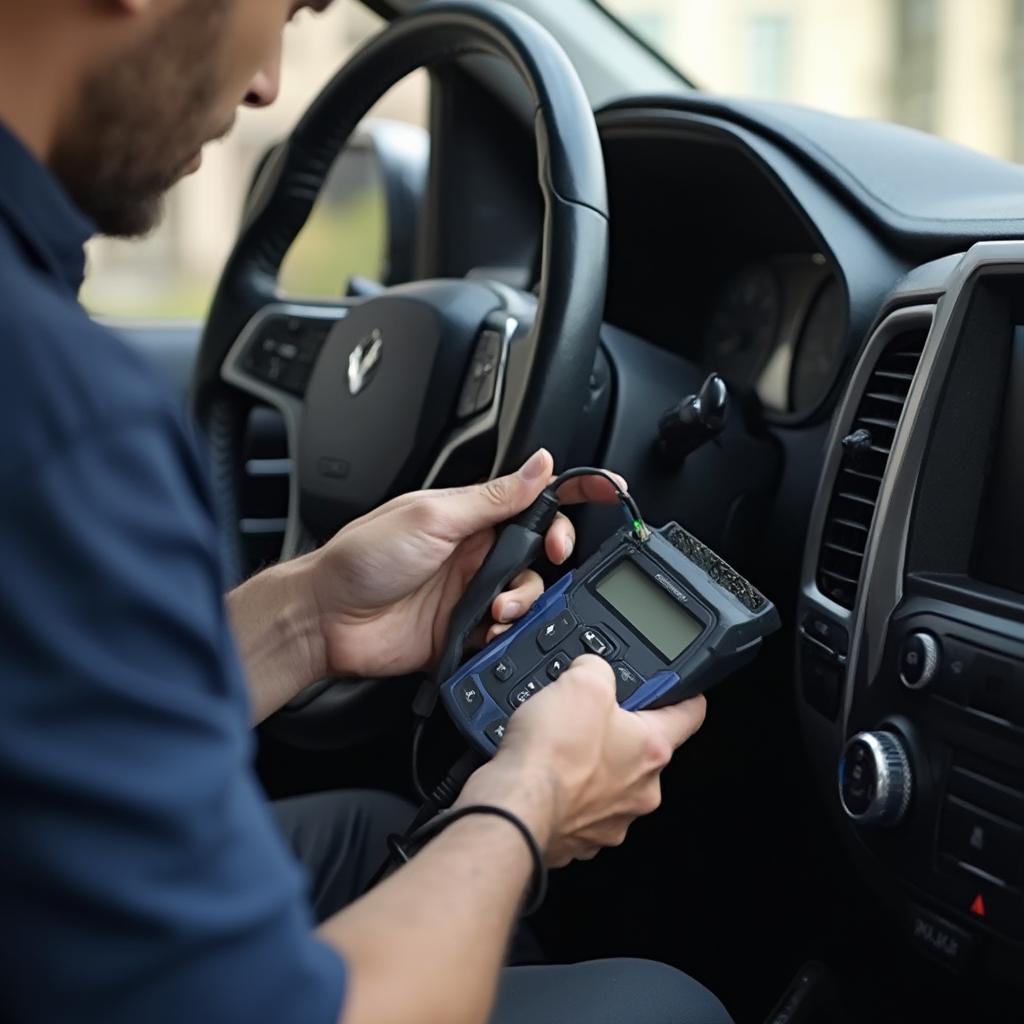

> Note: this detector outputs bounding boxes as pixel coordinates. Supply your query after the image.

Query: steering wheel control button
[537,612,576,653]
[456,329,503,419]
[508,678,542,710]
[245,318,329,396]
[939,797,1024,884]
[456,678,485,718]
[484,719,509,747]
[546,652,570,680]
[900,632,940,690]
[839,731,913,827]
[612,662,644,702]
[492,657,516,683]
[580,627,614,658]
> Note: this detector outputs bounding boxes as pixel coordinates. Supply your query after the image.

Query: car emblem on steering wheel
[348,329,383,396]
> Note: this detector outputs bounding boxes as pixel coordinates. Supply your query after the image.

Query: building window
[1010,0,1024,161]
[748,14,792,101]
[891,0,939,132]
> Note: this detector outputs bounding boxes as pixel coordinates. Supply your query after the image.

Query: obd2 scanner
[440,517,780,757]
[369,469,781,894]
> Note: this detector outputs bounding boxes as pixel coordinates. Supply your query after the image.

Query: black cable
[366,748,483,894]
[548,466,648,538]
[386,804,548,916]
[410,716,428,803]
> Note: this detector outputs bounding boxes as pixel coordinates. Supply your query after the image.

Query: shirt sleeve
[0,412,346,1024]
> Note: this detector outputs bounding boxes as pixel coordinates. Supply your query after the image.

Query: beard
[51,0,233,238]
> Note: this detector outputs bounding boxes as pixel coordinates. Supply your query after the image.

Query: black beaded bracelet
[386,804,548,915]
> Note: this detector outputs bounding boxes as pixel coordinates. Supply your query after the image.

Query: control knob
[899,631,940,690]
[838,731,913,826]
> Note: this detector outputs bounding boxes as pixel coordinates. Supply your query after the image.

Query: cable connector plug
[511,487,561,534]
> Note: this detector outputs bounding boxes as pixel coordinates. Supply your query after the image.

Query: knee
[614,959,733,1024]
[347,789,417,837]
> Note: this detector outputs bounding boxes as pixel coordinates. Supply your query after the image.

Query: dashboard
[799,245,1024,983]
[585,98,1024,1013]
[701,254,844,416]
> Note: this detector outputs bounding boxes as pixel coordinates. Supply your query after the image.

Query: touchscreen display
[595,560,703,661]
[973,326,1024,593]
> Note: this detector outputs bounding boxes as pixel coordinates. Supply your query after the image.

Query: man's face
[51,0,309,237]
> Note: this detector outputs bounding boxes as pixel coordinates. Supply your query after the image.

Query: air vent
[816,328,928,609]
[239,405,291,572]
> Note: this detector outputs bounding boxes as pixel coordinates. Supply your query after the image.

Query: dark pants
[273,790,733,1024]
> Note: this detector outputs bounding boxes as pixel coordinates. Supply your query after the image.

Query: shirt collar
[0,120,95,294]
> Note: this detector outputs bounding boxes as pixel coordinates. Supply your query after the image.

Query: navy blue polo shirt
[0,123,346,1022]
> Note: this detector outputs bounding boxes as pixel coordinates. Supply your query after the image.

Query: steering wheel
[191,0,609,747]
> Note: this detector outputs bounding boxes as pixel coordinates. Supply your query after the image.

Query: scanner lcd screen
[595,559,703,661]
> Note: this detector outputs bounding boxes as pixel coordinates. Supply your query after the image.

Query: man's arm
[1,417,347,1024]
[227,555,327,723]
[320,774,553,1024]
[318,657,707,1024]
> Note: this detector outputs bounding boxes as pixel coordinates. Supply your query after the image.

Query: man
[0,1,732,1022]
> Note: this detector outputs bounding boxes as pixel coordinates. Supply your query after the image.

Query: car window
[82,2,428,320]
[601,0,1022,163]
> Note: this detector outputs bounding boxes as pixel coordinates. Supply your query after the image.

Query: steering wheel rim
[191,0,609,747]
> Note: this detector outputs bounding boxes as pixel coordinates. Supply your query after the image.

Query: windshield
[601,0,1023,164]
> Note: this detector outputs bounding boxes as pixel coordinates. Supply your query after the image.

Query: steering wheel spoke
[424,312,519,487]
[221,301,352,558]
[221,302,350,406]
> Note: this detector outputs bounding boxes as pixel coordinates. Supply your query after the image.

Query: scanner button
[612,662,644,702]
[537,611,576,652]
[546,652,570,680]
[581,627,615,658]
[508,678,543,709]
[484,718,509,747]
[456,678,484,717]
[492,657,515,683]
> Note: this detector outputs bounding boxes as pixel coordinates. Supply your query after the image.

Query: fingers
[544,511,576,564]
[485,622,513,644]
[426,449,555,540]
[635,695,708,752]
[552,470,629,507]
[546,654,617,703]
[490,571,544,624]
[563,653,617,687]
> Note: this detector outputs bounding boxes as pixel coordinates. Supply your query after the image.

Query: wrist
[273,552,330,685]
[228,553,329,708]
[456,759,561,855]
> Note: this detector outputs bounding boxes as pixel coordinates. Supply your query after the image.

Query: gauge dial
[791,277,846,413]
[703,263,782,392]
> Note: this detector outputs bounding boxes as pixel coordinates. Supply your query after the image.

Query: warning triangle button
[970,893,987,918]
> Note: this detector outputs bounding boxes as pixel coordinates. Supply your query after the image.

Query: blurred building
[87,0,1024,317]
[610,0,1023,160]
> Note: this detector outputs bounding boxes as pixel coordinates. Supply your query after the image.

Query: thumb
[438,449,554,537]
[635,695,707,752]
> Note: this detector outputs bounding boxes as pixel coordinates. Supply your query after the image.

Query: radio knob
[899,631,940,690]
[838,731,913,826]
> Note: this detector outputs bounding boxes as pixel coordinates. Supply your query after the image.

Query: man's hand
[457,655,707,866]
[228,450,626,721]
[320,656,706,1024]
[304,449,623,680]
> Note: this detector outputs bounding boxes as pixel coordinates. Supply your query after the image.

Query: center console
[798,242,1024,983]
